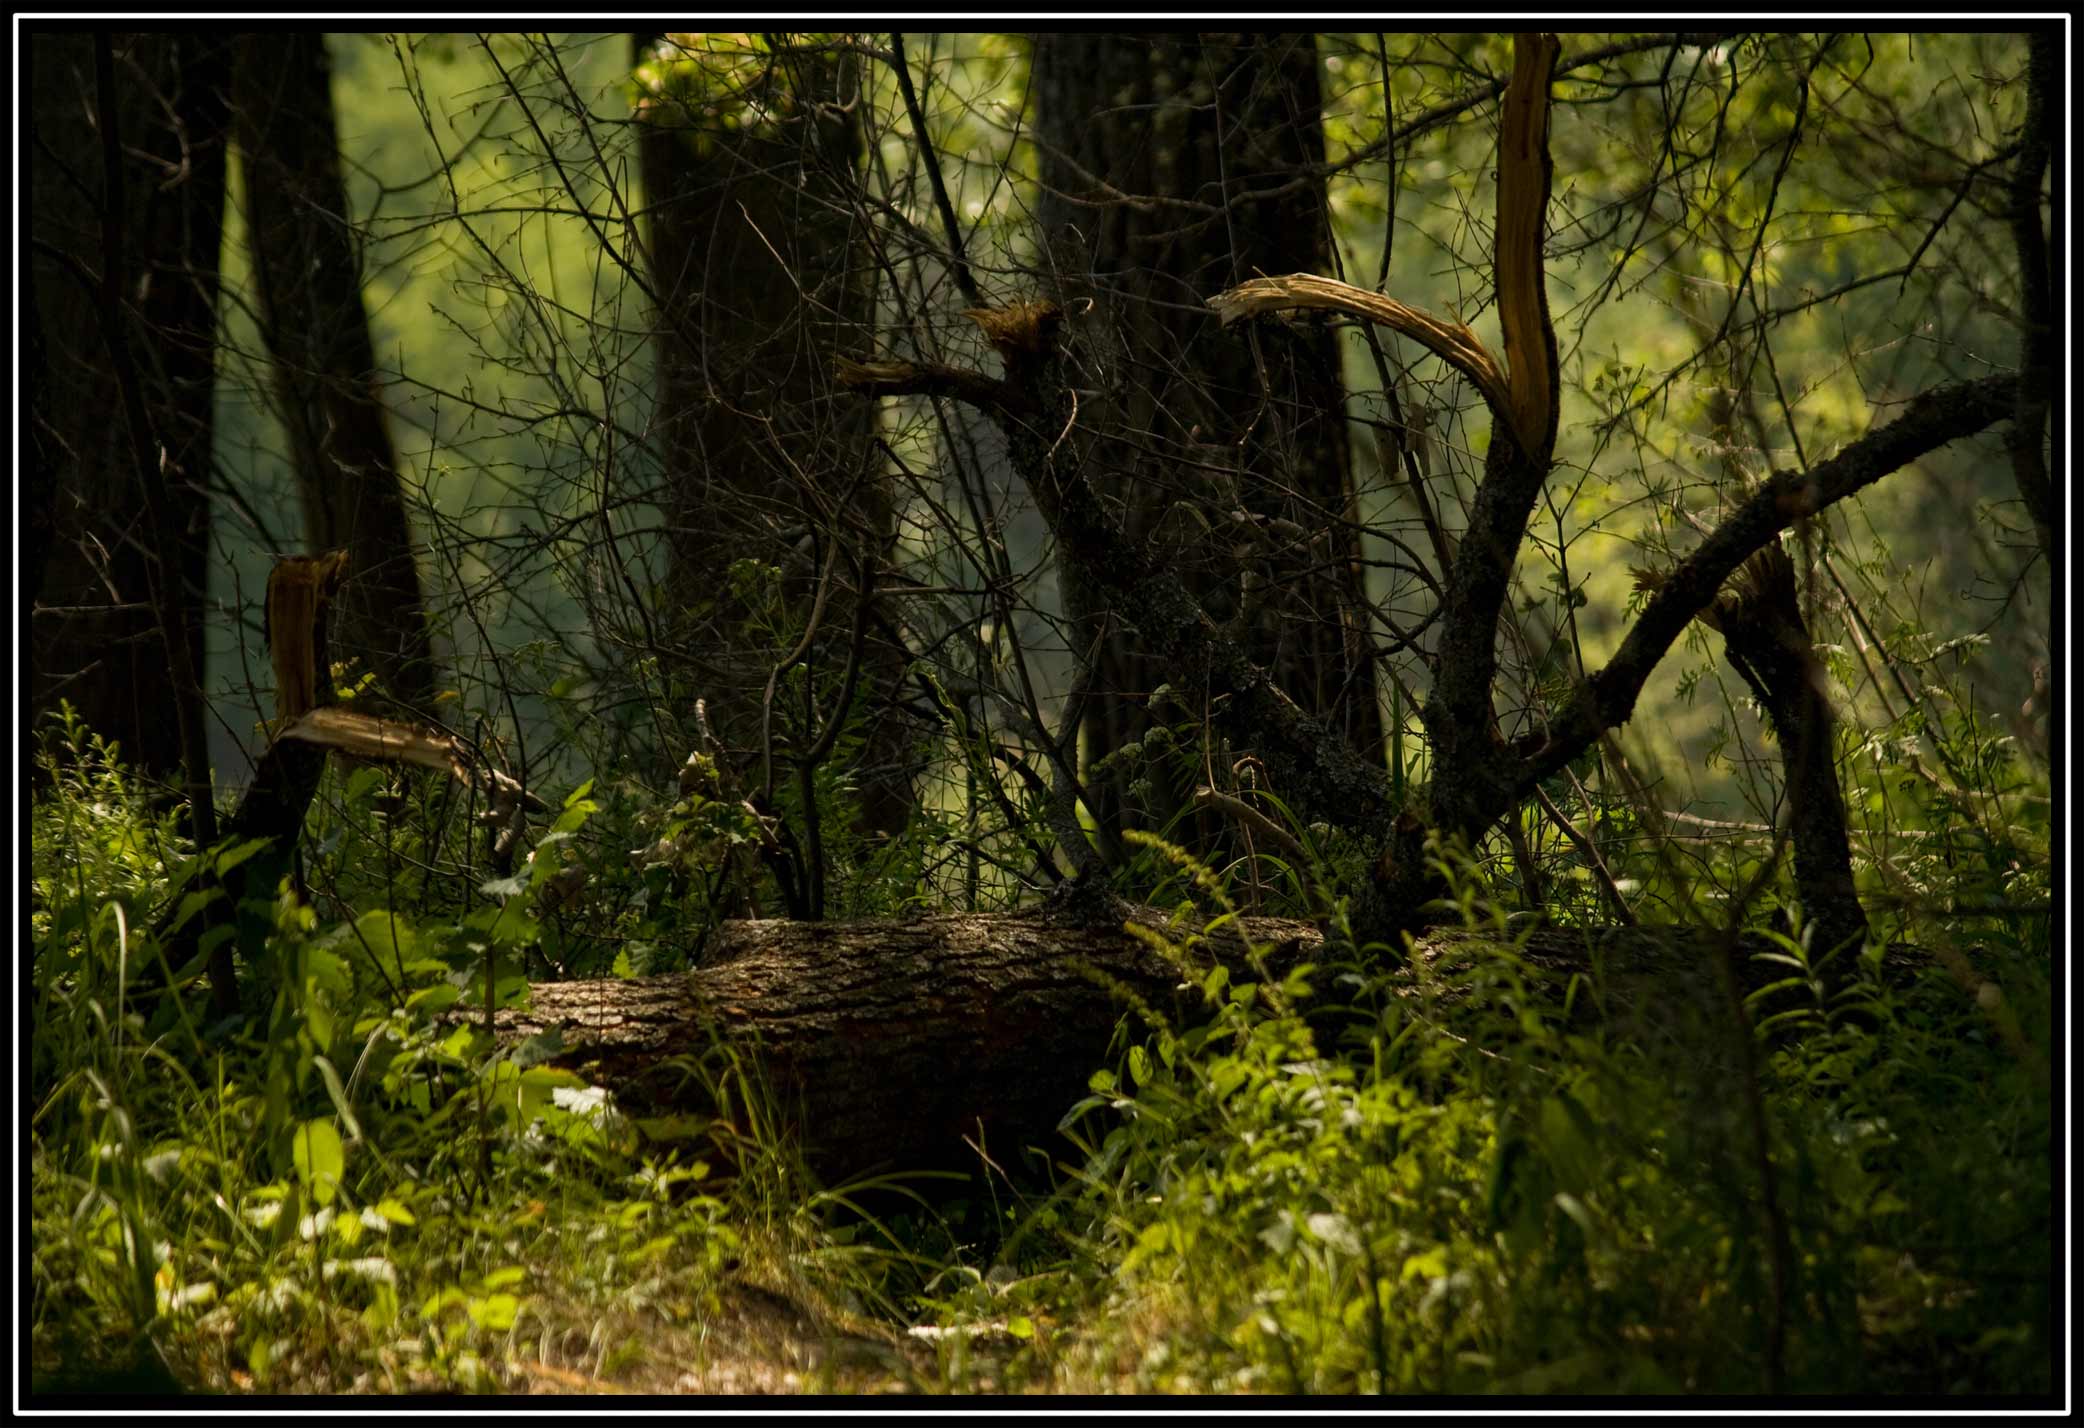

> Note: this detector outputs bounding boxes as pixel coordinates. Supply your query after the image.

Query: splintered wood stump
[492,912,1926,1186]
[157,551,533,1015]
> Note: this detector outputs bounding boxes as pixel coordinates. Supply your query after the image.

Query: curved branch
[1208,273,1515,434]
[1496,31,1561,457]
[1513,374,2018,793]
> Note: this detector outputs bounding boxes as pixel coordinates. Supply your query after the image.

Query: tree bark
[493,910,1919,1185]
[634,34,917,846]
[1032,32,1381,836]
[849,31,2023,948]
[2004,29,2055,568]
[233,31,439,709]
[1697,546,1868,961]
[153,554,346,1014]
[28,31,228,786]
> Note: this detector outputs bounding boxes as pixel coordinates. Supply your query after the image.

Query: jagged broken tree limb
[155,552,542,1012]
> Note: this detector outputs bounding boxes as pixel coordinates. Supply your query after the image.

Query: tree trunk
[1032,32,1381,836]
[152,553,346,1014]
[1700,545,1868,961]
[27,31,227,785]
[634,34,917,847]
[233,31,439,709]
[494,910,1921,1185]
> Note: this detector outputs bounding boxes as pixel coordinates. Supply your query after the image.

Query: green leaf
[214,837,277,876]
[290,1118,345,1207]
[354,910,417,968]
[312,1056,363,1143]
[406,984,462,1014]
[168,888,222,934]
[469,1293,520,1331]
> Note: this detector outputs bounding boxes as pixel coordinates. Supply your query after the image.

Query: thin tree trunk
[233,31,439,709]
[2004,29,2055,568]
[1702,546,1868,962]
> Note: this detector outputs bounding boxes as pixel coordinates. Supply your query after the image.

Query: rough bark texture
[1418,33,1562,865]
[1031,32,1381,835]
[635,35,917,840]
[500,910,1314,1179]
[28,31,228,784]
[234,31,439,709]
[1691,545,1867,960]
[867,310,1406,856]
[843,296,2019,946]
[496,911,1922,1184]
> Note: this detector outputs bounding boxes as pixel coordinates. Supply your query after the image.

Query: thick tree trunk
[494,911,1920,1185]
[28,31,227,785]
[233,31,439,709]
[1032,32,1381,835]
[634,34,917,845]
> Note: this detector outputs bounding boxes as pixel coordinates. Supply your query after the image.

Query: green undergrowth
[908,836,2052,1395]
[27,710,2052,1398]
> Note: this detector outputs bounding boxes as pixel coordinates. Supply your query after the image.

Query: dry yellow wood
[276,705,471,780]
[1497,31,1562,455]
[264,550,351,723]
[1208,273,1515,426]
[1209,33,1562,457]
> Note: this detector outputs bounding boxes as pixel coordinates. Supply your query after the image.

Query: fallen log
[491,909,1928,1186]
[495,908,1320,1184]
